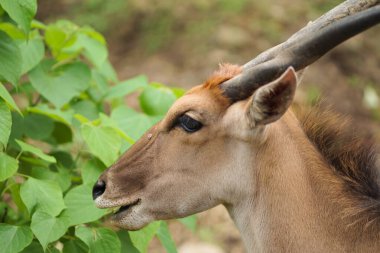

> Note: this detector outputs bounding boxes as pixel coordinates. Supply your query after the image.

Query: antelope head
[93,0,380,230]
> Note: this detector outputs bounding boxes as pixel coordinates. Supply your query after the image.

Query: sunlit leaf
[31,211,69,250]
[0,82,21,114]
[45,21,79,60]
[30,167,71,192]
[139,84,176,116]
[0,152,18,181]
[0,22,26,39]
[106,75,148,99]
[61,184,108,226]
[77,33,108,68]
[75,226,121,253]
[72,100,99,121]
[16,140,56,163]
[178,215,197,232]
[81,159,106,186]
[28,104,73,126]
[0,0,37,33]
[81,124,121,166]
[29,60,91,108]
[129,222,161,253]
[111,106,155,140]
[117,231,140,253]
[19,36,45,74]
[0,224,33,253]
[20,177,65,216]
[157,222,177,253]
[0,100,11,149]
[0,31,21,85]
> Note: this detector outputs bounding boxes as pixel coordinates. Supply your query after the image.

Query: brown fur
[203,63,242,89]
[295,104,380,227]
[190,63,242,107]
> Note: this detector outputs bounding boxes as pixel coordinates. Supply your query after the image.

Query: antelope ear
[246,67,297,127]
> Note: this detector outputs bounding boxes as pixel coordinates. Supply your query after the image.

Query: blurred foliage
[0,1,195,252]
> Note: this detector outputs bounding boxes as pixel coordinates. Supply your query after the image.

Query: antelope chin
[110,198,152,230]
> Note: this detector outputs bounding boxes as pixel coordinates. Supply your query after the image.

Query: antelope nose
[92,180,106,200]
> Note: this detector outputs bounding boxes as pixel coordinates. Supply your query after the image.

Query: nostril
[92,180,106,200]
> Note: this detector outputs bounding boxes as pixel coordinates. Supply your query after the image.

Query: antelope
[93,1,380,252]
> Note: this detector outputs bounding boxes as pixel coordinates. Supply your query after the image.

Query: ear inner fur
[247,67,297,126]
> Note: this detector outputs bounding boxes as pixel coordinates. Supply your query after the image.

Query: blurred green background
[36,1,380,252]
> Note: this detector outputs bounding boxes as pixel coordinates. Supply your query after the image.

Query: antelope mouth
[112,198,141,217]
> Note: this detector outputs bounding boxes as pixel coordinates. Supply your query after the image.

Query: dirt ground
[37,1,380,252]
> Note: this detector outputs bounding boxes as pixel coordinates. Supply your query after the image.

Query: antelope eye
[177,114,203,133]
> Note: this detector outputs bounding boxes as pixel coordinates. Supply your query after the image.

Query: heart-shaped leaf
[75,226,121,253]
[81,124,121,166]
[61,184,108,226]
[29,60,91,108]
[0,0,37,33]
[0,224,33,253]
[31,211,69,250]
[20,177,65,216]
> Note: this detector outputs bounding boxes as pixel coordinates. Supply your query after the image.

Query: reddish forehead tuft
[203,63,242,89]
[186,63,242,107]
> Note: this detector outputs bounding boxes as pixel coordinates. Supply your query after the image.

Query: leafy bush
[0,1,195,252]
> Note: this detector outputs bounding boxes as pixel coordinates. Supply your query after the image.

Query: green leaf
[81,159,106,186]
[0,22,26,39]
[50,151,75,169]
[31,211,69,250]
[19,36,44,74]
[157,222,177,253]
[20,241,44,253]
[111,106,155,140]
[76,33,108,68]
[61,184,108,226]
[0,100,11,149]
[81,124,121,166]
[117,231,140,253]
[28,104,73,126]
[0,82,21,114]
[98,60,118,83]
[75,226,121,253]
[0,152,18,181]
[0,0,37,33]
[20,177,65,216]
[139,84,176,116]
[72,100,99,121]
[23,114,54,140]
[16,140,56,163]
[29,60,91,108]
[20,241,60,253]
[178,215,197,232]
[129,222,161,253]
[51,122,73,144]
[90,70,109,100]
[106,75,148,99]
[45,21,79,60]
[171,87,186,98]
[0,224,33,253]
[30,167,71,192]
[9,182,28,216]
[0,31,21,85]
[63,239,88,253]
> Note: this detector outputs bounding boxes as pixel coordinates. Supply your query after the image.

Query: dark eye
[177,115,203,133]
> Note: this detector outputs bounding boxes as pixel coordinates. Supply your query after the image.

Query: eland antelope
[93,1,380,252]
